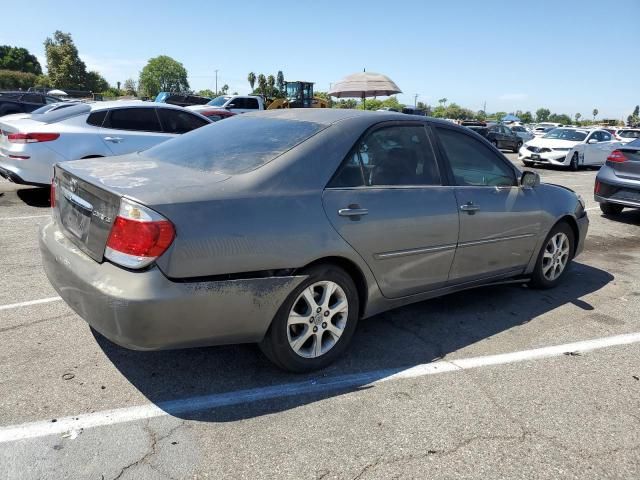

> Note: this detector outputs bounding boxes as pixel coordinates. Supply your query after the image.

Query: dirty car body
[40,110,589,364]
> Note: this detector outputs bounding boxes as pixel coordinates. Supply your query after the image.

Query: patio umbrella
[328,72,402,109]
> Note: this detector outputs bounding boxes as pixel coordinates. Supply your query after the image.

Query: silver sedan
[40,110,589,372]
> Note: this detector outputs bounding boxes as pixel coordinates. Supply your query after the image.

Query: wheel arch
[296,256,369,318]
[80,155,104,159]
[556,215,580,258]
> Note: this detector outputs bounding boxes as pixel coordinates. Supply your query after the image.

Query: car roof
[244,108,448,126]
[90,100,187,111]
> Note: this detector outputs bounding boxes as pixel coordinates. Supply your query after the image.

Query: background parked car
[187,95,265,114]
[0,100,211,186]
[154,92,211,107]
[40,110,588,372]
[465,122,522,152]
[194,108,236,122]
[520,128,613,170]
[615,128,640,143]
[0,91,62,117]
[594,138,640,214]
[510,125,535,142]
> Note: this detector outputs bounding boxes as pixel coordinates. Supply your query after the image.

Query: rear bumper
[594,166,640,208]
[39,219,306,350]
[0,146,63,185]
[0,164,47,187]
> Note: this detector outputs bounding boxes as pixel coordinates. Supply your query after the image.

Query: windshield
[619,130,640,139]
[141,116,325,174]
[207,96,231,107]
[31,103,74,114]
[542,129,587,141]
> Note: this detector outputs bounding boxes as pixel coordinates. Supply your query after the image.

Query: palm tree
[257,74,267,97]
[247,72,256,91]
[575,113,581,124]
[438,98,448,107]
[592,108,598,121]
[267,75,276,97]
[276,71,285,93]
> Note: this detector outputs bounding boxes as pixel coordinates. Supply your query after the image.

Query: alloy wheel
[286,281,348,358]
[542,232,570,281]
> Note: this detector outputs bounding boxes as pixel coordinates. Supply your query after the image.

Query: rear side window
[157,109,209,134]
[22,94,42,103]
[104,108,162,132]
[436,127,516,187]
[245,98,259,109]
[86,110,107,127]
[141,116,324,174]
[620,130,640,139]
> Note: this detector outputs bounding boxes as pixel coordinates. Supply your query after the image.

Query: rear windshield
[141,116,325,174]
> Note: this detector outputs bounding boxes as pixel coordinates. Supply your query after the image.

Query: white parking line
[0,214,50,221]
[0,297,62,311]
[1,331,639,443]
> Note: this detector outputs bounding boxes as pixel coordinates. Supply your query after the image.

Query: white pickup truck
[187,95,265,114]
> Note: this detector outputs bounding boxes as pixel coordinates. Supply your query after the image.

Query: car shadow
[95,261,613,423]
[597,209,640,226]
[16,187,50,207]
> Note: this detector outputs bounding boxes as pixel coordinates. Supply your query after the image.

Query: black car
[0,91,62,117]
[464,122,522,153]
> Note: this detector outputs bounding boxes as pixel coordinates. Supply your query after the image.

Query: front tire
[529,222,575,289]
[259,264,359,372]
[513,141,522,153]
[599,202,624,215]
[569,153,579,171]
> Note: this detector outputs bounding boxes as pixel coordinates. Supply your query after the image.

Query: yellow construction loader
[266,81,328,109]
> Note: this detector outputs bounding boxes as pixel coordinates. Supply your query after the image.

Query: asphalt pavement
[1,153,639,479]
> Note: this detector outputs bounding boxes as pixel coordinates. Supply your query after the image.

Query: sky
[2,0,638,119]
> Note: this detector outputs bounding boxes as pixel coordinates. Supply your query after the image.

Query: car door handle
[338,207,368,217]
[104,136,123,143]
[460,203,480,213]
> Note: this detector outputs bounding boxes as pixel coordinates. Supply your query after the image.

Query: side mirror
[520,170,540,189]
[226,103,236,109]
[587,138,598,144]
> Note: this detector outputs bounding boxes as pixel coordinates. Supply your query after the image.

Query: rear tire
[599,202,624,215]
[569,153,579,171]
[513,141,522,153]
[529,222,575,289]
[259,264,359,373]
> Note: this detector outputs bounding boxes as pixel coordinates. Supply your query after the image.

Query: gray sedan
[40,110,589,372]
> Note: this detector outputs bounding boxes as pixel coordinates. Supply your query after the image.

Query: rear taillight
[105,198,175,269]
[607,150,628,163]
[8,132,60,143]
[50,179,56,208]
[594,180,601,194]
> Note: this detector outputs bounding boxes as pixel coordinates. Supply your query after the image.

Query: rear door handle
[460,203,480,213]
[104,136,123,143]
[338,207,369,217]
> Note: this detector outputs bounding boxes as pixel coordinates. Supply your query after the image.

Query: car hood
[60,153,230,206]
[525,137,580,149]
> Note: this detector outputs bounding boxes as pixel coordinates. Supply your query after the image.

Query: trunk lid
[0,117,46,149]
[610,146,640,181]
[54,154,230,262]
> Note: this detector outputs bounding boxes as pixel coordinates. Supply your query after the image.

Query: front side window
[436,127,516,187]
[329,125,441,187]
[104,108,162,132]
[245,98,259,109]
[157,108,209,134]
[207,96,231,107]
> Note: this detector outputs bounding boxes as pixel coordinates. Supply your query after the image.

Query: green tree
[592,108,598,121]
[548,113,572,125]
[267,74,275,96]
[438,97,447,108]
[476,109,487,121]
[432,105,446,118]
[247,72,256,91]
[0,69,39,89]
[257,74,267,96]
[197,89,215,98]
[0,45,42,74]
[334,99,357,109]
[85,71,109,92]
[520,111,533,124]
[276,70,285,94]
[417,101,431,116]
[536,108,551,122]
[219,84,229,95]
[493,111,507,121]
[44,31,89,89]
[123,78,137,95]
[138,55,189,97]
[574,113,581,124]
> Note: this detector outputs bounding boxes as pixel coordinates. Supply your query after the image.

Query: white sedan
[519,128,613,170]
